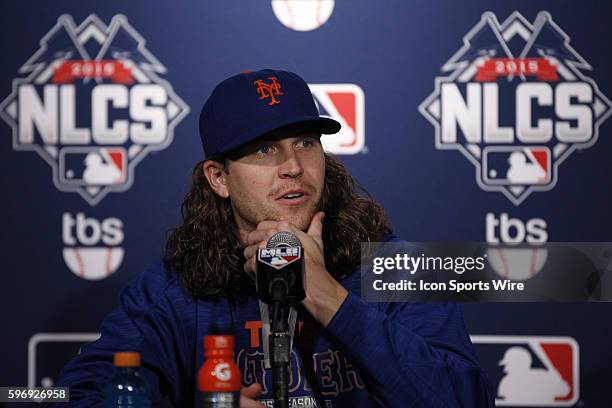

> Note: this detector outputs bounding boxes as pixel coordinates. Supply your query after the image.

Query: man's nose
[278,149,304,178]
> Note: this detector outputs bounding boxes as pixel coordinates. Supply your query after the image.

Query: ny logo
[254,76,283,105]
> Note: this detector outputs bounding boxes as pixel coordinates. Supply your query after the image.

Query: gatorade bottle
[198,335,241,408]
[104,351,151,407]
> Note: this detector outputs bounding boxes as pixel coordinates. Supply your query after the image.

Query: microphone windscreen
[266,231,301,248]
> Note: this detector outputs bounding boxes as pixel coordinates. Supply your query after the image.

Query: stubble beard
[232,192,321,233]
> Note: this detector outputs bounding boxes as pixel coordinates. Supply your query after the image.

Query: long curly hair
[164,154,392,299]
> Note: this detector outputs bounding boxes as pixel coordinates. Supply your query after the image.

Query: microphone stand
[270,278,291,408]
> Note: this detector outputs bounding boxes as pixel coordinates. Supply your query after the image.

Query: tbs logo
[0,14,189,205]
[420,11,611,205]
[486,213,549,280]
[309,84,365,155]
[258,247,301,269]
[471,335,579,406]
[62,212,124,280]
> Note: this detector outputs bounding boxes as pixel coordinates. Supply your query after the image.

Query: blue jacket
[49,240,494,407]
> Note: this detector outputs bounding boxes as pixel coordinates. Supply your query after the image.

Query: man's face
[217,126,325,233]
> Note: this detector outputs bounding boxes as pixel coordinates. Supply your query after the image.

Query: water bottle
[104,351,151,407]
[198,335,241,407]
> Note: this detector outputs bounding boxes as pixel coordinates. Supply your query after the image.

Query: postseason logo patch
[0,14,189,205]
[471,335,579,406]
[258,247,301,269]
[419,11,611,205]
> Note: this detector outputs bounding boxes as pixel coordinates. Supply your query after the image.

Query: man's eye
[257,145,273,154]
[298,139,314,148]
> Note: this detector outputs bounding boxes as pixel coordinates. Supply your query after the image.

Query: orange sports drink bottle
[198,335,241,408]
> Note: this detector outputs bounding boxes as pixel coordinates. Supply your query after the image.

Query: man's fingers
[307,211,325,238]
[247,221,301,246]
[246,228,280,246]
[243,242,267,274]
[243,255,254,274]
[241,383,263,398]
[240,383,264,407]
[240,396,264,408]
[243,242,265,260]
[248,216,324,250]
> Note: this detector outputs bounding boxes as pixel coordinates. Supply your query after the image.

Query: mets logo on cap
[0,14,189,206]
[254,76,284,105]
[419,11,611,205]
[472,335,579,406]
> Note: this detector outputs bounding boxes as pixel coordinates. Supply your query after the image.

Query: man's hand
[243,211,348,327]
[240,383,264,407]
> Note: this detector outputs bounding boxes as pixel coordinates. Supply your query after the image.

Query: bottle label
[201,391,239,408]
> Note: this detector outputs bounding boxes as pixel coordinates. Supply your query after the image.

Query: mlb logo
[258,247,301,269]
[28,333,100,389]
[309,84,365,155]
[59,147,127,187]
[471,335,579,406]
[483,146,551,186]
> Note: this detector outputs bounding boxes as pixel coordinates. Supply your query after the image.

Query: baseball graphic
[63,247,124,280]
[487,248,548,281]
[272,0,335,31]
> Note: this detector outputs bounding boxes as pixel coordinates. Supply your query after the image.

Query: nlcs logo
[420,11,611,205]
[0,14,189,205]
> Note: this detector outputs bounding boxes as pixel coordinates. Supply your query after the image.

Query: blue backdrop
[1,1,610,406]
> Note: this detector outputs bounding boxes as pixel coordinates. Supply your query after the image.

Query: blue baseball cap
[199,69,341,158]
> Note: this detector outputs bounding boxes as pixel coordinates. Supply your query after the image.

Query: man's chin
[257,203,319,231]
[277,215,310,231]
[270,209,317,231]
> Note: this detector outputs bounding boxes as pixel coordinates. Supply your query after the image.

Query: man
[50,69,493,407]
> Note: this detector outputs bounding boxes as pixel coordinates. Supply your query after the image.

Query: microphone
[256,231,306,305]
[256,231,305,408]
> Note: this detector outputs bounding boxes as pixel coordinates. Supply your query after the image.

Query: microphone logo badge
[258,247,301,269]
[0,14,190,206]
[254,76,284,105]
[419,11,611,205]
